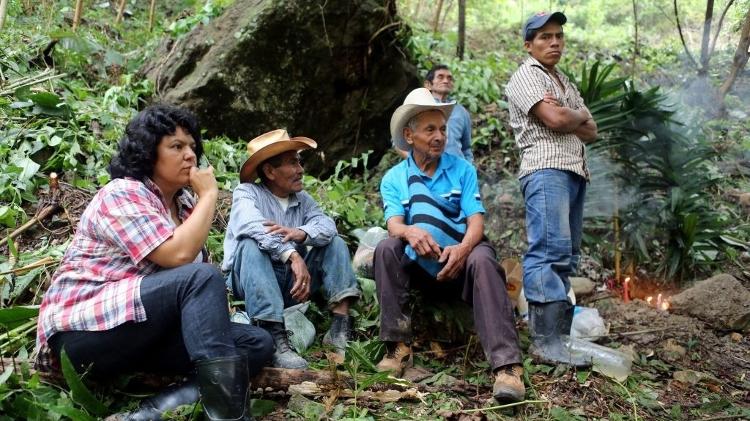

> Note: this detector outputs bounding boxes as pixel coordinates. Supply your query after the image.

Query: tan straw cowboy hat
[239,129,317,183]
[389,87,455,151]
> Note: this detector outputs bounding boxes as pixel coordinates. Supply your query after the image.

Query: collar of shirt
[258,182,301,209]
[432,95,454,104]
[141,177,194,220]
[523,56,567,81]
[406,151,456,181]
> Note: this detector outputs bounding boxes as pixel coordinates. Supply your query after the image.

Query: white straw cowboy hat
[390,87,455,151]
[239,129,317,183]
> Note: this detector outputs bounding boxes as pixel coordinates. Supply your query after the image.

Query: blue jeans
[229,237,360,323]
[520,169,586,303]
[49,263,274,378]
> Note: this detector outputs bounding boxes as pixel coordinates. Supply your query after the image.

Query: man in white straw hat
[373,88,525,403]
[222,129,360,369]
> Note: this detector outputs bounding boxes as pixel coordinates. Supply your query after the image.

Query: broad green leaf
[0,306,39,329]
[60,350,108,416]
[250,399,277,417]
[16,157,40,185]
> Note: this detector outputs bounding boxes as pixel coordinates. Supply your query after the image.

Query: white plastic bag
[351,227,388,278]
[570,306,608,341]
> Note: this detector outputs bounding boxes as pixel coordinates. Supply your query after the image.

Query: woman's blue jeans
[520,169,586,304]
[228,236,360,323]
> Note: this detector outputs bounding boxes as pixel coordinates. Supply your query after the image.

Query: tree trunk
[432,0,444,34]
[456,0,465,60]
[0,0,8,31]
[699,0,714,75]
[631,0,639,79]
[72,0,83,31]
[718,8,750,103]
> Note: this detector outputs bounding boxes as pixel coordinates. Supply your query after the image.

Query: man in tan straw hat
[373,88,525,403]
[222,129,360,369]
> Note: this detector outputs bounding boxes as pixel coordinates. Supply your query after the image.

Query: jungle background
[1,0,749,419]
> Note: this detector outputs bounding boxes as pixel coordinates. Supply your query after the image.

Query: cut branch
[115,0,126,24]
[72,0,83,31]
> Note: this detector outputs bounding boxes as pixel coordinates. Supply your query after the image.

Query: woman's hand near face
[189,166,219,199]
[146,166,218,268]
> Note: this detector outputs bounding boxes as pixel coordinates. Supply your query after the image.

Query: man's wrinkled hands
[288,252,311,302]
[404,226,441,260]
[264,221,307,243]
[436,243,470,282]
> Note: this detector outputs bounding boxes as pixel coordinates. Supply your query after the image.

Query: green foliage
[60,350,108,417]
[166,0,226,37]
[304,151,384,239]
[573,61,741,282]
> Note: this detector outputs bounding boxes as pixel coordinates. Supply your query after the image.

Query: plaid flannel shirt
[34,177,198,372]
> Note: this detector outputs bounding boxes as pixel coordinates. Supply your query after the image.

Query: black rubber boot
[196,355,253,421]
[528,301,590,367]
[111,379,199,421]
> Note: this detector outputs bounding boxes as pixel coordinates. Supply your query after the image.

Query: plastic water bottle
[563,336,633,381]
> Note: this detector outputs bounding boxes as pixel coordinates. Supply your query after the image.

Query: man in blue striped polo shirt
[374,88,524,403]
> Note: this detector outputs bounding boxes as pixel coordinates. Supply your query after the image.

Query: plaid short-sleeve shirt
[34,177,197,371]
[505,56,590,180]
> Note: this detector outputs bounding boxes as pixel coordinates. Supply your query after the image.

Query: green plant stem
[613,378,638,421]
[460,399,549,413]
[0,319,37,351]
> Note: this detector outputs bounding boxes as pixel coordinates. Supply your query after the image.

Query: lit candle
[646,296,653,305]
[661,300,669,311]
[656,293,662,308]
[623,277,630,303]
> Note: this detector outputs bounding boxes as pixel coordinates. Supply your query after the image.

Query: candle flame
[646,296,653,304]
[624,277,630,283]
[661,301,669,311]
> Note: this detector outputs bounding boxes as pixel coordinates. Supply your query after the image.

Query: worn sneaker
[375,342,413,378]
[258,320,308,369]
[493,364,525,403]
[323,314,353,364]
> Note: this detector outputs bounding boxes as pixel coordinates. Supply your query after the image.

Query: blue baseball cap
[523,11,567,41]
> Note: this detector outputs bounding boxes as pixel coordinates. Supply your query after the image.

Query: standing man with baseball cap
[505,12,597,366]
[374,88,524,403]
[222,129,360,369]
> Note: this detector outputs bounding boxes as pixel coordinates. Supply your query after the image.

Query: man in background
[395,64,474,162]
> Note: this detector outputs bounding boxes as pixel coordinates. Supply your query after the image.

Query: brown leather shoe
[493,365,525,403]
[375,342,413,378]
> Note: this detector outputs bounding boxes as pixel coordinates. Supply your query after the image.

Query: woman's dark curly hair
[108,104,203,180]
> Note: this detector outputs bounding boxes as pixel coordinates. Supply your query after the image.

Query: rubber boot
[196,355,253,421]
[109,379,199,421]
[528,301,590,367]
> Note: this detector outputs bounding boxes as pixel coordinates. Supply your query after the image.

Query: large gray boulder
[670,274,750,332]
[141,0,418,175]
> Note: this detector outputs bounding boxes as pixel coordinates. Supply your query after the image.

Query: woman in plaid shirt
[35,105,270,421]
